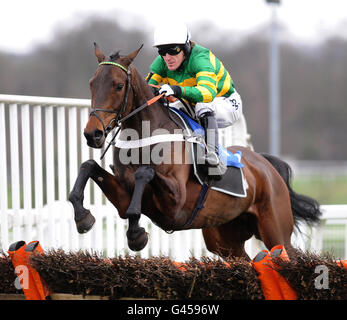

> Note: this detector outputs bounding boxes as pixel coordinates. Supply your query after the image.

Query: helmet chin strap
[178,39,192,70]
[182,32,192,59]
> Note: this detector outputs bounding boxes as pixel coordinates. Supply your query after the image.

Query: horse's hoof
[75,210,96,234]
[127,231,149,251]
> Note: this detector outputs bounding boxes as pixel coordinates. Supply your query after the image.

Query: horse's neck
[123,67,172,135]
[131,67,155,107]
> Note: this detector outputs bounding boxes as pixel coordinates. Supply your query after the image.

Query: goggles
[158,45,182,56]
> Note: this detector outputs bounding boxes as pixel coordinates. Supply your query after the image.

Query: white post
[57,106,68,249]
[115,215,126,257]
[9,104,21,242]
[105,140,115,257]
[170,231,183,261]
[92,148,103,254]
[106,208,115,257]
[45,106,56,248]
[80,108,92,251]
[150,223,160,257]
[0,103,9,251]
[57,106,67,202]
[68,106,79,251]
[160,229,170,257]
[33,106,44,244]
[21,104,33,242]
[193,230,202,260]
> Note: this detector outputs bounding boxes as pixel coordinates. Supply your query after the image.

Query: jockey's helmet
[153,21,191,48]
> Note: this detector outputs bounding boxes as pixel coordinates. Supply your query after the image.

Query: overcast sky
[1,0,347,53]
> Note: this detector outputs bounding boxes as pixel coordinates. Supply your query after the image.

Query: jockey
[147,22,246,179]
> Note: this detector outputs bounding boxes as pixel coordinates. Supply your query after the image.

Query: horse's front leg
[126,166,155,251]
[69,159,130,233]
[69,160,98,233]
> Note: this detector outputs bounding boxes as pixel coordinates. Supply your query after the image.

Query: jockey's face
[162,51,185,71]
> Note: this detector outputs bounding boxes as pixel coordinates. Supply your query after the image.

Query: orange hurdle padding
[252,246,297,300]
[270,245,297,300]
[8,240,51,300]
[24,241,52,299]
[336,260,347,269]
[252,250,284,300]
[8,241,42,300]
[172,261,188,272]
[172,260,232,272]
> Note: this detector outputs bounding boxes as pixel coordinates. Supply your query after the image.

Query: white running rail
[0,94,346,260]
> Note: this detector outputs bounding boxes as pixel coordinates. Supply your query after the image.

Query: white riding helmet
[153,22,191,47]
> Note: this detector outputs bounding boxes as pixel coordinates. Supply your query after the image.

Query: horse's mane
[110,51,121,61]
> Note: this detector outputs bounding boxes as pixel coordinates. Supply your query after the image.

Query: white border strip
[114,134,200,149]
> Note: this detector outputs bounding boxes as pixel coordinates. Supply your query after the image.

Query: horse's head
[84,43,142,148]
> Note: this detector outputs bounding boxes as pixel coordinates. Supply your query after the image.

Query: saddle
[169,107,247,198]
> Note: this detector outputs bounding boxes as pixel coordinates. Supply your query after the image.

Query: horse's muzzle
[84,129,105,148]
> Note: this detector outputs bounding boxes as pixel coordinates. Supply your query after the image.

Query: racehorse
[69,43,321,259]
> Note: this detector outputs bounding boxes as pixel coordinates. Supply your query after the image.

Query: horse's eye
[114,83,124,91]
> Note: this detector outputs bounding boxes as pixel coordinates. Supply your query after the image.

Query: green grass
[292,175,346,258]
[292,175,347,205]
[322,224,345,259]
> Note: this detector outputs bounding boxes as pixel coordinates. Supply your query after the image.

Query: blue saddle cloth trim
[171,108,244,168]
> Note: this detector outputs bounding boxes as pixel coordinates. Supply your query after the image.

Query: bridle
[89,60,164,159]
[89,61,132,137]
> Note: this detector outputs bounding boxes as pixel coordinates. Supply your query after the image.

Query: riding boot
[198,112,226,180]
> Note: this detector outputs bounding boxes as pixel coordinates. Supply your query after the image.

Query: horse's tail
[261,153,322,227]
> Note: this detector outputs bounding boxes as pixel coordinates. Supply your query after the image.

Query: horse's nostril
[84,130,104,144]
[94,130,104,140]
[84,130,92,140]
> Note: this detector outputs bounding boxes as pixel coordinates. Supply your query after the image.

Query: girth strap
[183,183,210,229]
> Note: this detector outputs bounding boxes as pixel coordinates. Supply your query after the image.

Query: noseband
[89,61,132,137]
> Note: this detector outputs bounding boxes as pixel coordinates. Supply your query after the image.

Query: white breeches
[170,90,253,148]
[196,90,252,148]
[195,90,243,127]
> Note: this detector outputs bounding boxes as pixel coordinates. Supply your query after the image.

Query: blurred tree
[0,14,346,160]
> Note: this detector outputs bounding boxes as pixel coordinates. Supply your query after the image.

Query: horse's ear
[122,44,144,67]
[94,42,105,63]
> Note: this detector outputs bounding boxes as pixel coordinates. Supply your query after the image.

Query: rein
[91,61,164,159]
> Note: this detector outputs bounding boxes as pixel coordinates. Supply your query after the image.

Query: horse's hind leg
[126,166,155,251]
[255,199,294,253]
[257,214,294,253]
[202,213,257,259]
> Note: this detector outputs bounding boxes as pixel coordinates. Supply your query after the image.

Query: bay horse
[69,43,321,259]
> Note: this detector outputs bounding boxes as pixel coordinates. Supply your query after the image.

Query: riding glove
[159,84,182,97]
